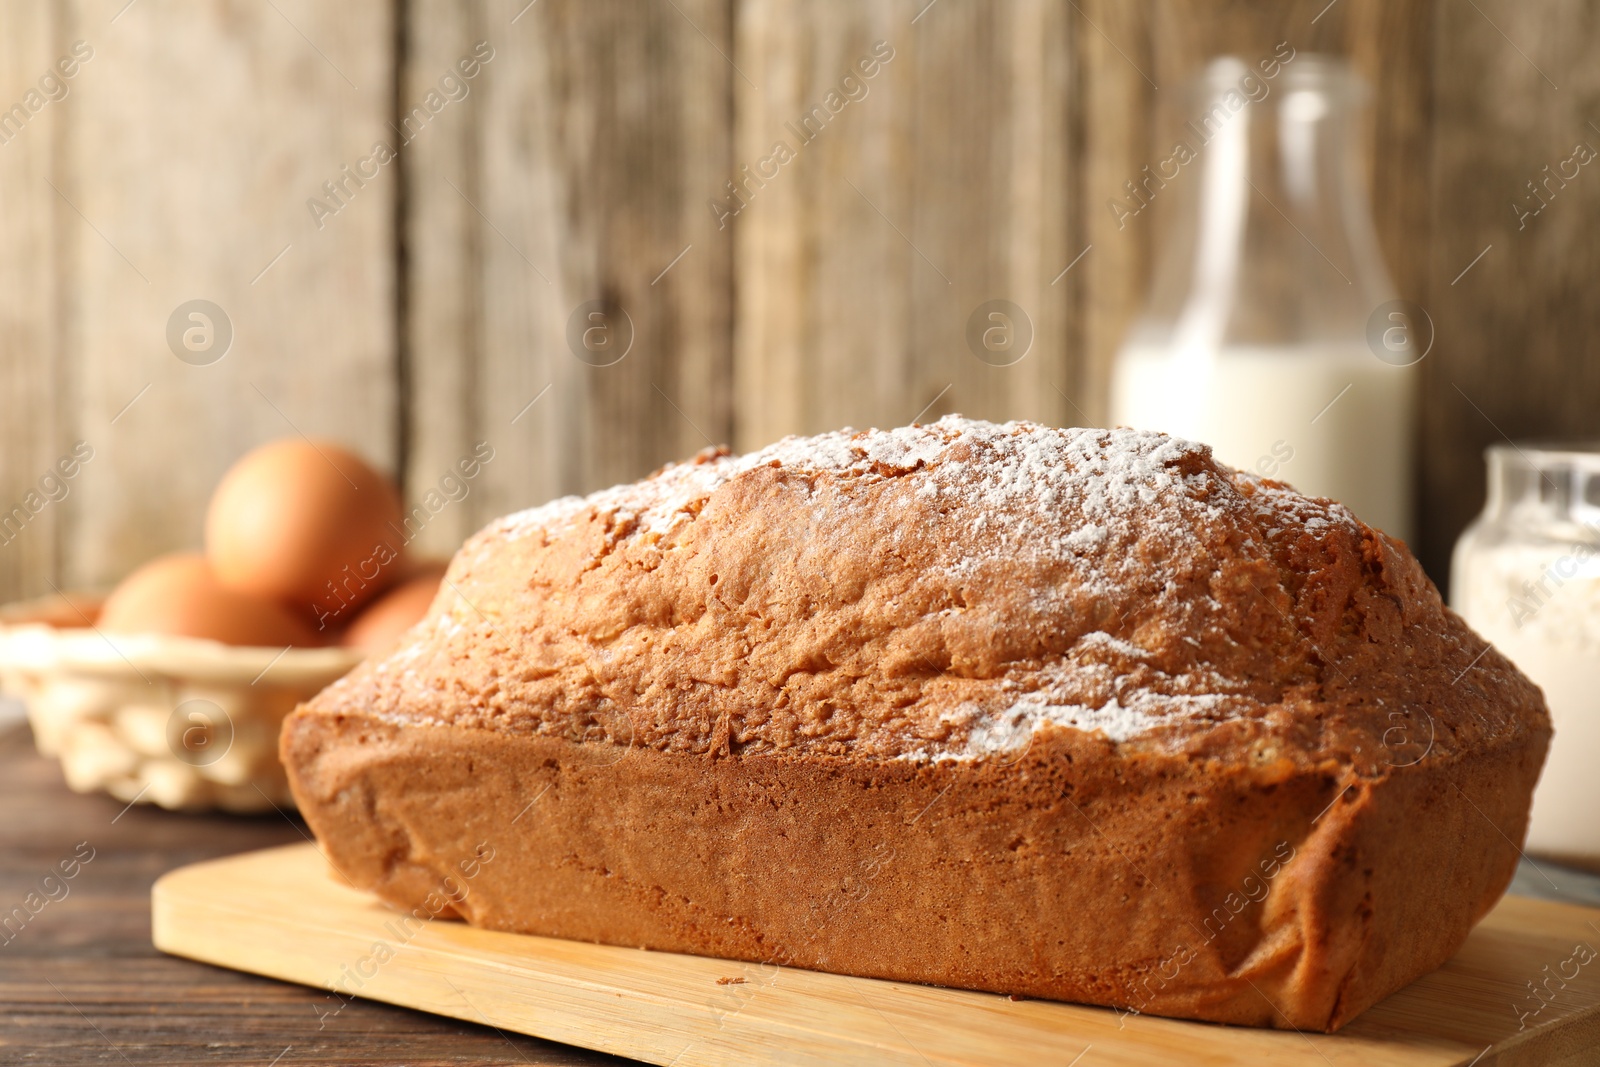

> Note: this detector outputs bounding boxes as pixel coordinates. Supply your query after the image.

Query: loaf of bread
[282,416,1549,1032]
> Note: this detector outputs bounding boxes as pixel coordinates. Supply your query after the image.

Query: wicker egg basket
[0,594,361,813]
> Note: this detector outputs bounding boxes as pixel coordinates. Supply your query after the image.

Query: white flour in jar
[1455,541,1600,864]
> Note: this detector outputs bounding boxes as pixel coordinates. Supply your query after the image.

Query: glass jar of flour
[1453,444,1600,869]
[1110,55,1418,542]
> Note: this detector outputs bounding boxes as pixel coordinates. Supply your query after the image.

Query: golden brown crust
[283,417,1549,1031]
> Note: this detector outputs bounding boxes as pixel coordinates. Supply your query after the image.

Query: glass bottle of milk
[1110,55,1418,542]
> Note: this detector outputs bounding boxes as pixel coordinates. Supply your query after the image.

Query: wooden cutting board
[152,844,1600,1067]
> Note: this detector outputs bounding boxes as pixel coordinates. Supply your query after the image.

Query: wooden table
[0,720,631,1066]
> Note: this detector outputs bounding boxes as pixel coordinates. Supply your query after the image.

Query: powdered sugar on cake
[460,416,1286,753]
[493,415,1211,555]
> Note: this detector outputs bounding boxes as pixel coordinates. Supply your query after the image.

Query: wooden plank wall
[403,0,734,560]
[0,0,396,601]
[0,0,1593,600]
[732,0,1077,444]
[0,4,60,606]
[1420,0,1600,580]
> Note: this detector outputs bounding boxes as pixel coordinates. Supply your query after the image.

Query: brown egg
[340,572,444,655]
[99,554,321,647]
[205,438,405,622]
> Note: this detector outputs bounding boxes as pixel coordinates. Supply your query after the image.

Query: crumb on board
[716,977,747,985]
